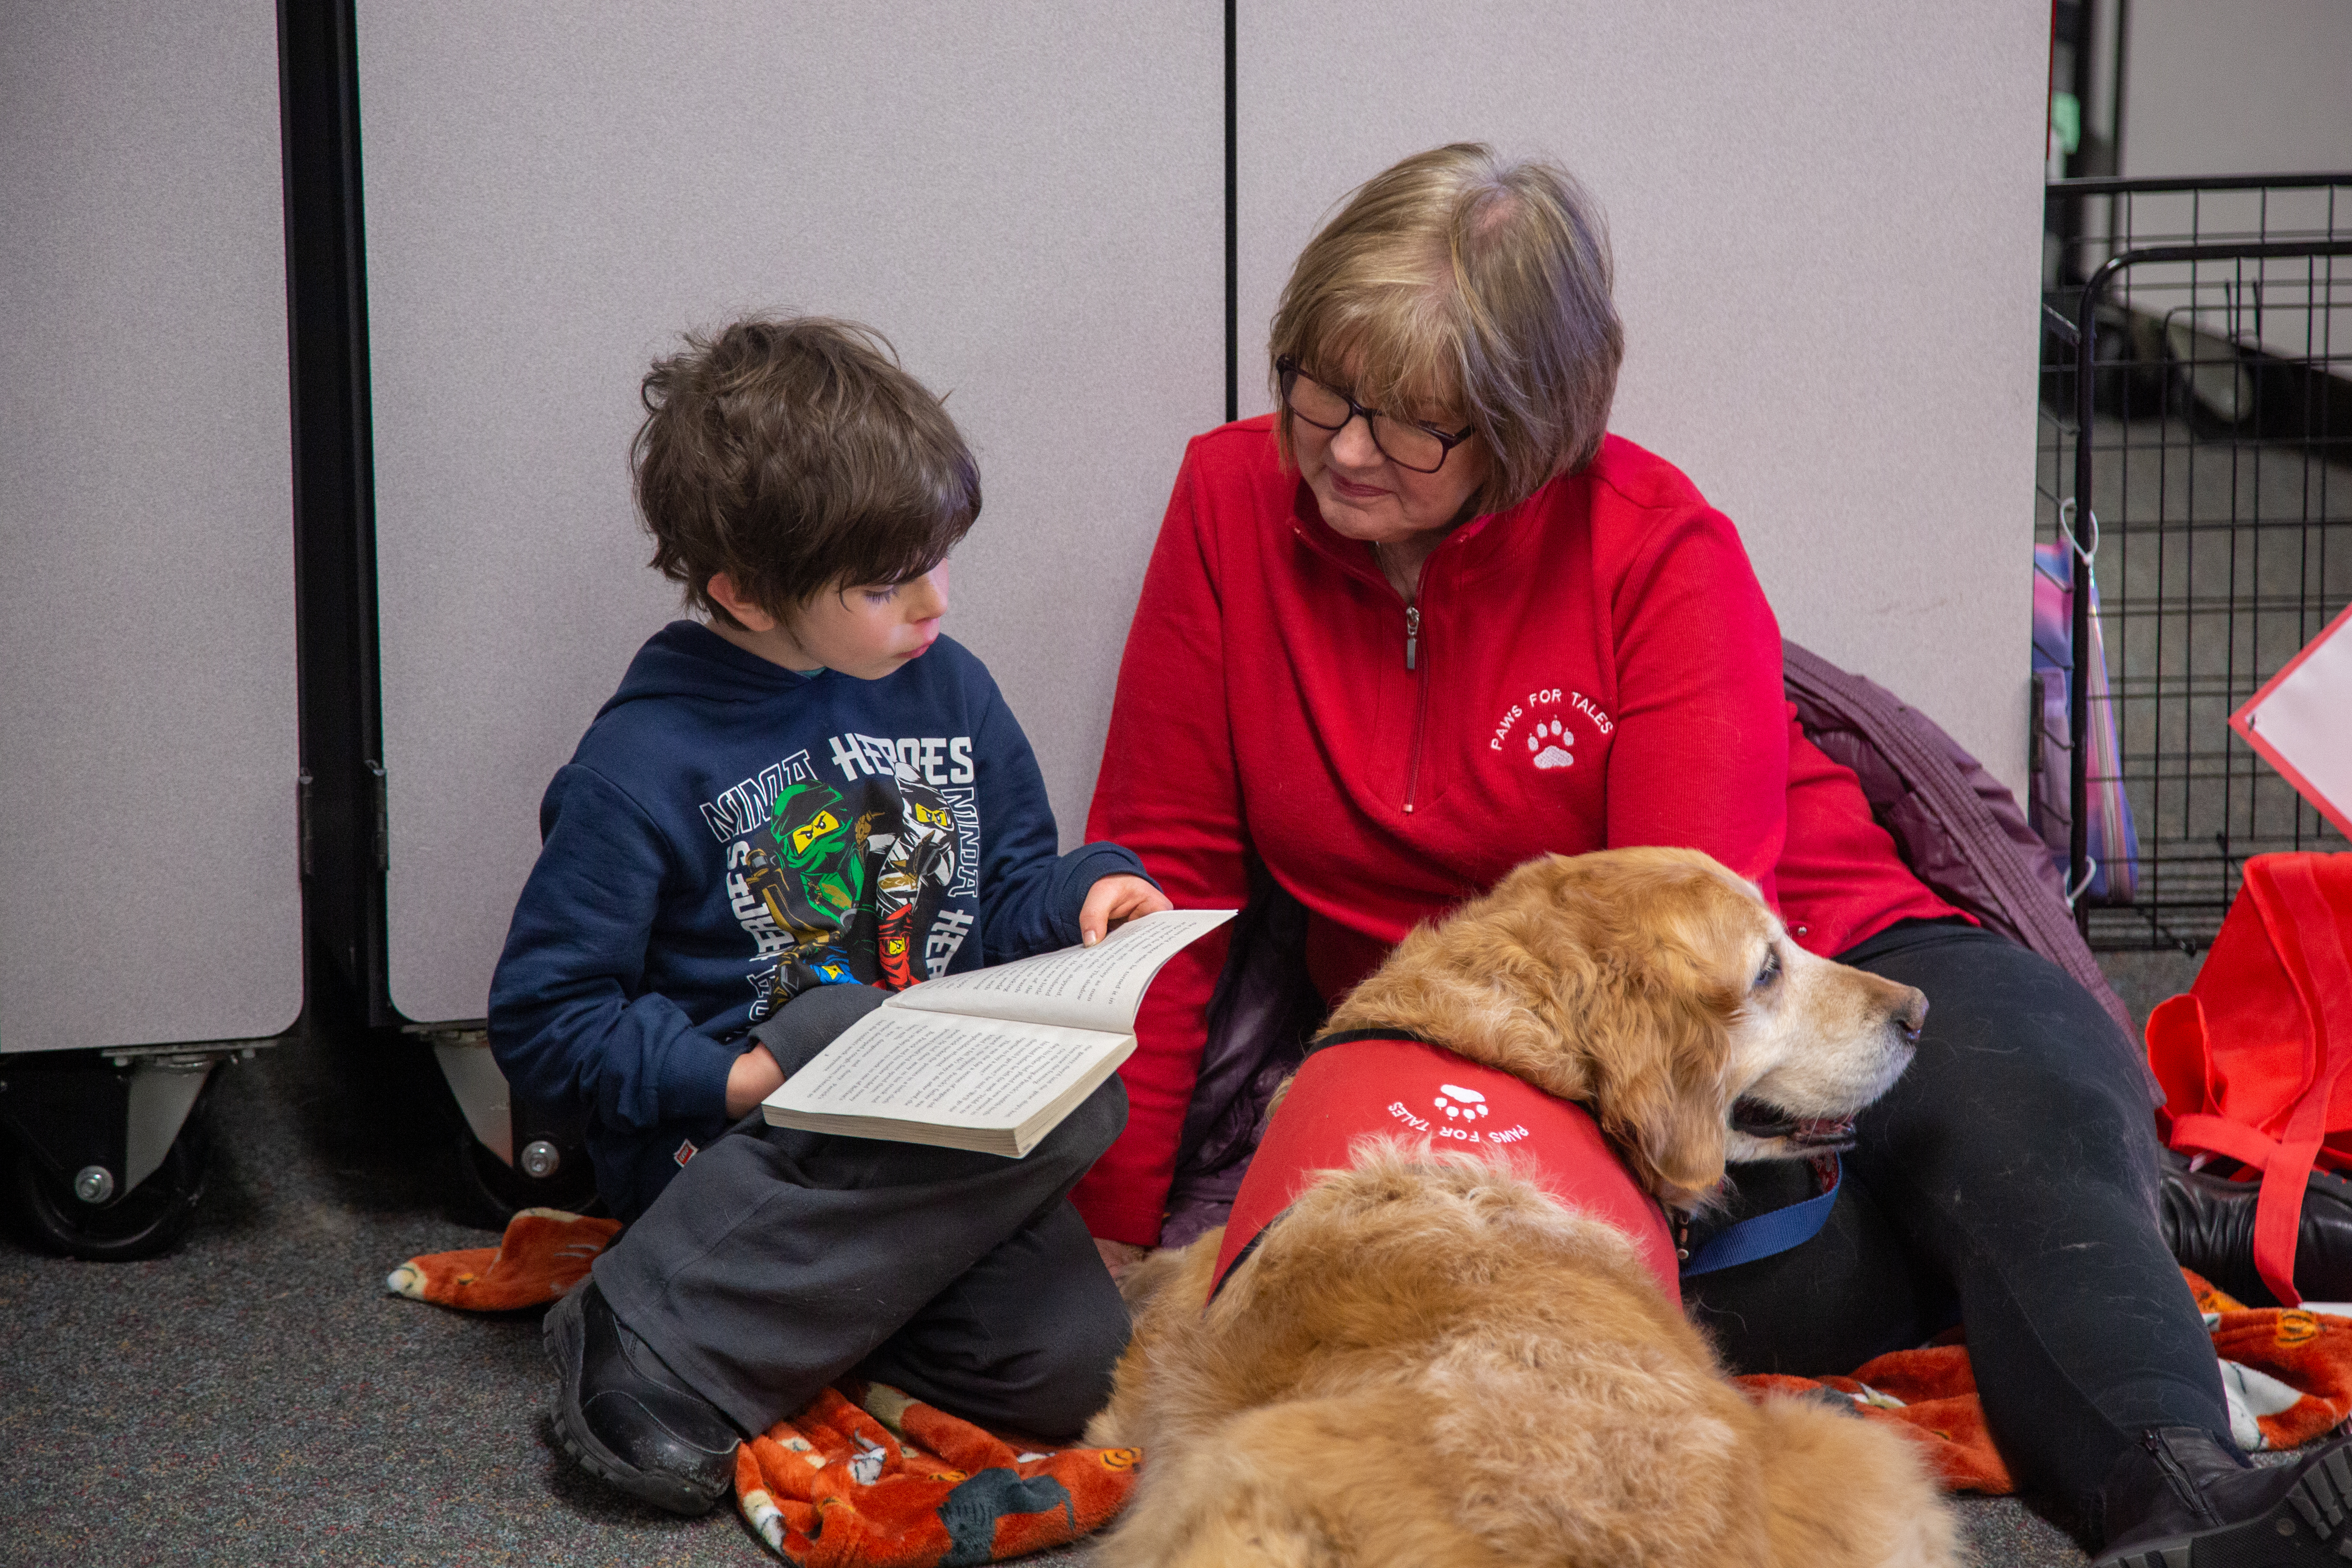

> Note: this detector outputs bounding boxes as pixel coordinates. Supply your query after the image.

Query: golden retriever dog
[1087,847,1957,1568]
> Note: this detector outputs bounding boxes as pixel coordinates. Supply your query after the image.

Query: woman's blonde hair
[1269,144,1622,516]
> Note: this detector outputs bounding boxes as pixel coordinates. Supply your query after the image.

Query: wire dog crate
[2039,174,2352,951]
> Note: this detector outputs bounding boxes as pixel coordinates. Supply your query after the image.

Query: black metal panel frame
[280,0,397,1032]
[2043,173,2352,948]
[1223,0,1237,424]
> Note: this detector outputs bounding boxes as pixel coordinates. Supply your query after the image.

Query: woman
[1075,143,2343,1563]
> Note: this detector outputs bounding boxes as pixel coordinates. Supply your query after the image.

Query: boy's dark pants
[591,1073,1130,1442]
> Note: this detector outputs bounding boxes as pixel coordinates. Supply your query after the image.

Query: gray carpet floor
[0,948,2233,1567]
[0,1030,1100,1568]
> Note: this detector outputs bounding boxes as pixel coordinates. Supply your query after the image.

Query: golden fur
[1087,847,1956,1568]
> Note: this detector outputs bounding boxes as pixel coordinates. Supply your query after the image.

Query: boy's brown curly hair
[633,317,979,627]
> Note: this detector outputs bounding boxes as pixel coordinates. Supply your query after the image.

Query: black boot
[2160,1149,2352,1306]
[542,1278,742,1515]
[2095,1426,2352,1565]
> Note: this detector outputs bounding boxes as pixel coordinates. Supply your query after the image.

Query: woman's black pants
[1682,920,2230,1517]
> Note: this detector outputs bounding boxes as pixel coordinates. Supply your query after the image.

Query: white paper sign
[2232,602,2352,838]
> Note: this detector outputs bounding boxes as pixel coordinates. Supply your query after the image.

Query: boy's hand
[724,1043,786,1119]
[1095,1237,1150,1281]
[1079,874,1172,946]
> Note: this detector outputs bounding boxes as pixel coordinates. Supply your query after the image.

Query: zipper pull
[1405,605,1420,671]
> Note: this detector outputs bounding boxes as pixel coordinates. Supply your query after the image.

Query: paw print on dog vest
[1434,1084,1491,1121]
[1527,719,1574,770]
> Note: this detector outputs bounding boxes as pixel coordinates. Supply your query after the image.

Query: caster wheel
[454,1129,600,1228]
[13,1118,208,1261]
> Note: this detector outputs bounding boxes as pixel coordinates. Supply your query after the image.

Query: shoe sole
[541,1289,729,1518]
[2098,1446,2352,1566]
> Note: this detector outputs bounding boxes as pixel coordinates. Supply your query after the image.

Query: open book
[761,908,1238,1156]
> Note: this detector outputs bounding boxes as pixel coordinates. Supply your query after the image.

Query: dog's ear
[1587,974,1737,1210]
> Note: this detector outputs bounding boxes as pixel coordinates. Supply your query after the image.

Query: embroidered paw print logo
[1527,719,1574,770]
[1434,1084,1491,1121]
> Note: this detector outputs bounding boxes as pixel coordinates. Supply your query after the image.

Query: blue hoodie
[488,621,1145,1219]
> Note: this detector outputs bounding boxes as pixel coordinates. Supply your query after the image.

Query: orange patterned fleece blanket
[1733,1271,2352,1493]
[733,1382,1136,1567]
[389,1210,1134,1564]
[393,1214,2352,1558]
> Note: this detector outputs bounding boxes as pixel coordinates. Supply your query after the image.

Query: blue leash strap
[1678,1154,1842,1277]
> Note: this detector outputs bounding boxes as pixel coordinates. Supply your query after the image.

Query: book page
[765,1009,1127,1129]
[886,907,1237,1033]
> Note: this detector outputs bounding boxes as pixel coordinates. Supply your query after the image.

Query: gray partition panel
[360,4,1223,1025]
[1238,1,2050,795]
[0,1,303,1054]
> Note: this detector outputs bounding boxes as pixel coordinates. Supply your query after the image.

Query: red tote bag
[2147,853,2352,1306]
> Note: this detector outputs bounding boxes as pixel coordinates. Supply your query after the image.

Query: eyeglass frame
[1275,357,1478,475]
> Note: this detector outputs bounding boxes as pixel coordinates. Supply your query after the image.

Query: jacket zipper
[1404,602,1429,814]
[1341,525,1441,816]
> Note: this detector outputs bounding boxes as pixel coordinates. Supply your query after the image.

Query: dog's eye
[1752,947,1782,990]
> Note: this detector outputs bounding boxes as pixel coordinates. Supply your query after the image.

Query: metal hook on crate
[2057,498,2100,565]
[2064,855,2101,908]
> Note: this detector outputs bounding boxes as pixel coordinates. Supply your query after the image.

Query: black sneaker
[2095,1426,2352,1566]
[542,1278,741,1515]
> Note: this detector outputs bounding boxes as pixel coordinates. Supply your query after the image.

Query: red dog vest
[1209,1034,1681,1305]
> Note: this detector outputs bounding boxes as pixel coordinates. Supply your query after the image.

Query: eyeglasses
[1276,357,1477,475]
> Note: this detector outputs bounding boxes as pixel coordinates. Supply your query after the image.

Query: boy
[491,317,1166,1514]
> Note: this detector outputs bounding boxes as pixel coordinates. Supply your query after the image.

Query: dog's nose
[1894,989,1928,1043]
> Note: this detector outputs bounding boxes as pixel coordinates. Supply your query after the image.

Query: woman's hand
[724,1042,786,1119]
[1095,1236,1150,1281]
[1079,874,1172,945]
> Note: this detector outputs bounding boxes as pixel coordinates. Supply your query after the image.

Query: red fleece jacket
[1076,419,1954,1246]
